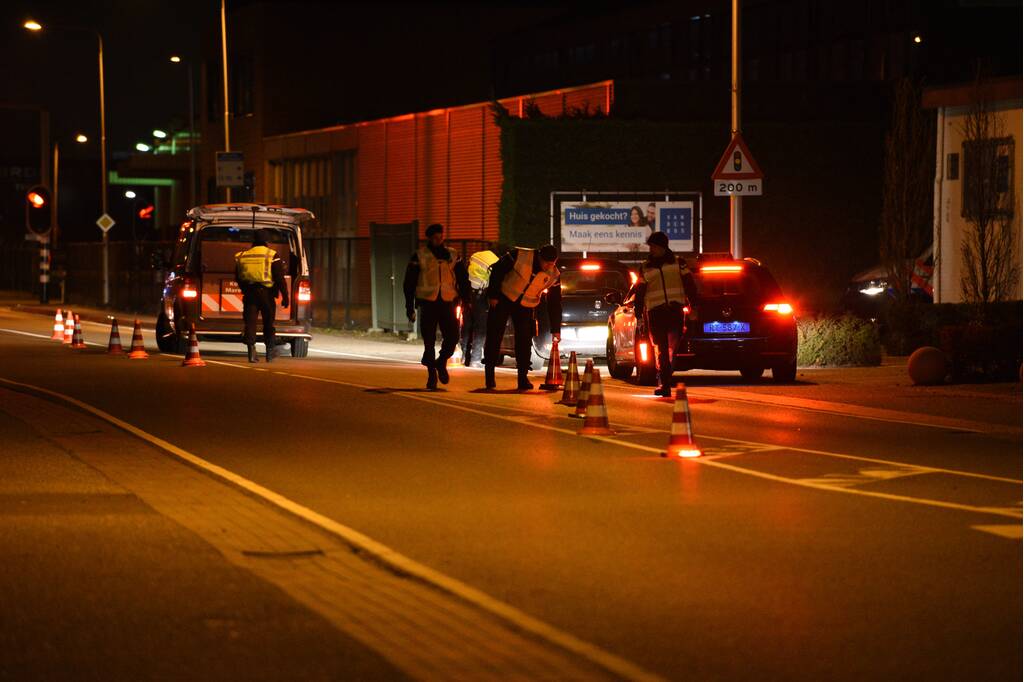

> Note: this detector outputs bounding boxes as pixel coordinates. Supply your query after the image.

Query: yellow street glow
[24,20,42,31]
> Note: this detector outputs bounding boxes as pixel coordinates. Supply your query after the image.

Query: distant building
[923,78,1023,303]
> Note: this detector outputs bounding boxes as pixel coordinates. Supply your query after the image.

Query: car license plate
[703,321,750,334]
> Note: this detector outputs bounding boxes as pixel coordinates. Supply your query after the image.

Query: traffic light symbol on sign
[25,185,52,234]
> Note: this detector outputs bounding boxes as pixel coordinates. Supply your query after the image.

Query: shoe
[265,346,275,363]
[517,371,533,391]
[484,365,496,389]
[426,367,438,390]
[247,345,258,363]
[654,386,671,397]
[436,357,450,384]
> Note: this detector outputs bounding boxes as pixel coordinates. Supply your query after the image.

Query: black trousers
[418,298,459,367]
[647,303,684,388]
[459,289,488,365]
[242,285,276,348]
[484,296,535,371]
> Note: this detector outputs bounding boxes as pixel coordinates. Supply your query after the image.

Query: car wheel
[606,337,633,380]
[636,358,658,386]
[772,360,797,383]
[156,313,176,353]
[290,338,309,358]
[740,366,764,382]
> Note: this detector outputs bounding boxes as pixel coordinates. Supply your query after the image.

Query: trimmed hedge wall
[797,315,882,367]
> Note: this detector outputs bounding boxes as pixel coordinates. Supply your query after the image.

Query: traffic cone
[181,324,206,367]
[661,383,702,458]
[569,358,594,418]
[578,367,615,436]
[51,309,65,340]
[106,318,124,354]
[539,338,564,390]
[62,310,74,345]
[70,314,87,349]
[558,351,581,405]
[127,319,149,359]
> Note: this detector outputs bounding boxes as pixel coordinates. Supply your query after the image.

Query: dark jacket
[486,249,563,334]
[403,243,471,314]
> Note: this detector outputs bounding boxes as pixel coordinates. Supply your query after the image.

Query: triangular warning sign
[711,133,764,180]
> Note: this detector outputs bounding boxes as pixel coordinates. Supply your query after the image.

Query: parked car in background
[606,253,798,383]
[156,204,313,357]
[498,256,635,366]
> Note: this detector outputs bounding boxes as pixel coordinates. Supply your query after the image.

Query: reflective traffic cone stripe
[70,314,87,349]
[558,351,581,405]
[62,310,74,345]
[569,358,594,418]
[539,338,564,390]
[127,319,149,359]
[579,367,615,436]
[106,318,124,354]
[662,383,702,458]
[51,309,65,340]
[181,324,206,367]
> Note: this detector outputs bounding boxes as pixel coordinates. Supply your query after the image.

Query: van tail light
[700,264,743,273]
[763,302,794,315]
[297,279,312,303]
[580,262,602,271]
[639,341,649,363]
[181,283,198,299]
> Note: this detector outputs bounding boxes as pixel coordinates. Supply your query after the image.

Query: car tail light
[580,262,602,271]
[181,284,198,299]
[700,264,743,273]
[639,342,649,363]
[682,305,690,315]
[297,279,312,303]
[763,302,794,315]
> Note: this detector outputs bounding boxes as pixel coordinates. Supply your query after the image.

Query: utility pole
[730,0,742,259]
[221,0,232,202]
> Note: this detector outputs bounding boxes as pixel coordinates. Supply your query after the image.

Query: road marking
[0,376,663,682]
[0,327,105,347]
[971,524,1023,540]
[309,347,422,364]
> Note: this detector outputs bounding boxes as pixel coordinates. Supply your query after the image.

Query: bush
[797,315,882,367]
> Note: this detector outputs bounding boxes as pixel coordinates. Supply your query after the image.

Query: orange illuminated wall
[264,81,614,241]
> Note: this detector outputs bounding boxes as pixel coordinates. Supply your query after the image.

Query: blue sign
[563,207,631,225]
[660,207,691,241]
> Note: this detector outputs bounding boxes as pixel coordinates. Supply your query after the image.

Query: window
[946,153,959,181]
[962,137,1014,219]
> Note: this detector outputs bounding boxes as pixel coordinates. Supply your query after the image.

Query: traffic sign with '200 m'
[715,178,763,196]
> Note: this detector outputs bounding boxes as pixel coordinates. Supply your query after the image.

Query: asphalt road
[1,307,1020,681]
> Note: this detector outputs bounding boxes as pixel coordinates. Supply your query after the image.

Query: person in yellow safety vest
[402,223,471,390]
[234,228,290,363]
[482,244,562,391]
[635,231,696,396]
[460,248,499,366]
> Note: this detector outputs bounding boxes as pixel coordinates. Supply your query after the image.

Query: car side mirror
[603,291,622,306]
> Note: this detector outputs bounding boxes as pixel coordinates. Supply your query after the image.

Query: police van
[156,204,313,356]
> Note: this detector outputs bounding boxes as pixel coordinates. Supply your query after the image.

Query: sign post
[712,132,763,259]
[216,151,245,190]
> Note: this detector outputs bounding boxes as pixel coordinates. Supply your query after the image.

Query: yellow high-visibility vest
[643,260,688,309]
[467,250,499,290]
[415,246,459,302]
[501,248,558,308]
[235,245,277,287]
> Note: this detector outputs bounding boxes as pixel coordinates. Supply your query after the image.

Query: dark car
[498,256,635,366]
[156,204,313,357]
[606,253,798,383]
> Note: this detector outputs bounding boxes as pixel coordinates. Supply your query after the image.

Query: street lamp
[135,142,151,152]
[75,133,88,143]
[24,19,110,305]
[152,129,167,139]
[169,54,197,209]
[124,190,137,199]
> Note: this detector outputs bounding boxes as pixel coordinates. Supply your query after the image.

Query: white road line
[971,524,1023,540]
[309,347,422,364]
[0,375,662,682]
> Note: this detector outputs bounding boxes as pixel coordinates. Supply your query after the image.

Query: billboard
[561,201,694,253]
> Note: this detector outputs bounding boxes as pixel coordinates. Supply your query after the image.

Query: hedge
[797,315,882,367]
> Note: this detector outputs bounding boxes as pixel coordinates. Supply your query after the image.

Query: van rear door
[197,226,295,322]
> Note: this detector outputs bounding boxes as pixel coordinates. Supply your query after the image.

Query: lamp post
[24,19,110,304]
[169,55,197,208]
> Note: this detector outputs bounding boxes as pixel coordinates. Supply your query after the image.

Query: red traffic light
[27,190,47,208]
[25,185,52,234]
[138,204,154,219]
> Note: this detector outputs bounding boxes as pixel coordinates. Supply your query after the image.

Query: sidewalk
[4,292,1020,430]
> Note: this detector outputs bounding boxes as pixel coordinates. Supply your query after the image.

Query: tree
[879,78,934,302]
[959,78,1019,305]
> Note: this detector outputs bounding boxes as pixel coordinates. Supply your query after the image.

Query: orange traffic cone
[51,309,65,340]
[578,367,615,436]
[181,324,206,367]
[62,310,74,345]
[569,358,594,418]
[539,338,564,390]
[661,383,702,458]
[558,351,581,405]
[127,319,149,359]
[106,318,124,354]
[70,314,87,349]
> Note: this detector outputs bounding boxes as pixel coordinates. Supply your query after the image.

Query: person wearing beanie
[482,245,562,391]
[234,228,290,363]
[402,223,470,390]
[636,231,695,396]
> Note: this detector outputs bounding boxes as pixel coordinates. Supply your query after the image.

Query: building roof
[922,77,1022,108]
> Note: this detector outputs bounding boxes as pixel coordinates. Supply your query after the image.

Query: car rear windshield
[559,269,629,294]
[198,226,292,274]
[694,267,782,302]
